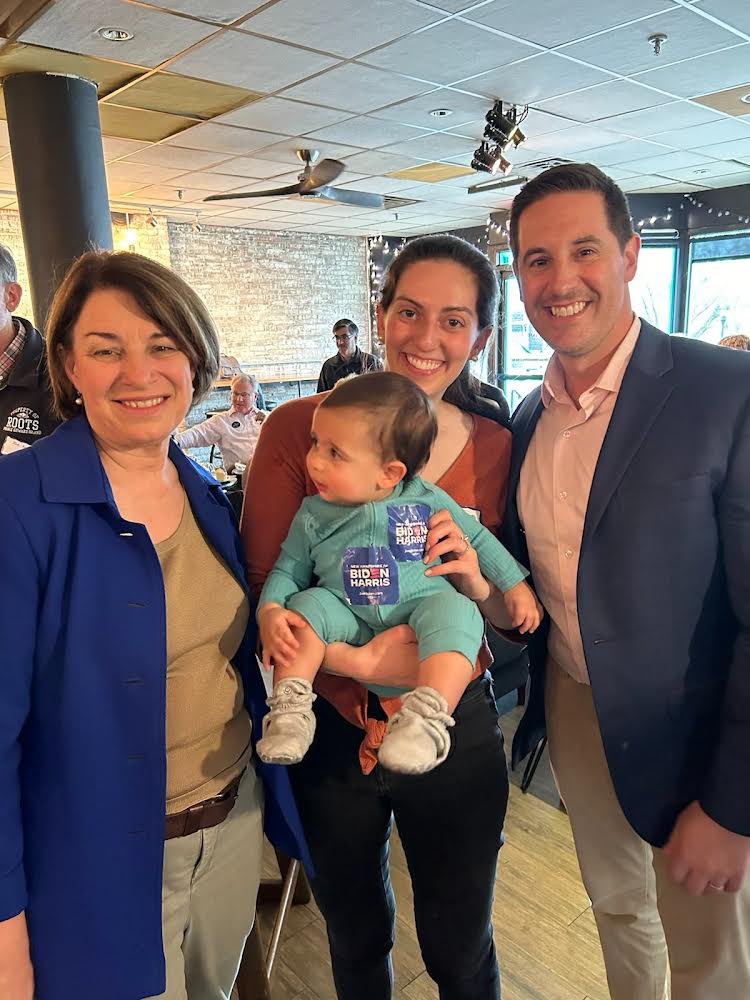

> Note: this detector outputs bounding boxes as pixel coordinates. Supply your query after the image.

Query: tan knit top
[156,501,252,814]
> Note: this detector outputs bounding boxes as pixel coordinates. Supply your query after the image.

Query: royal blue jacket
[0,416,311,1000]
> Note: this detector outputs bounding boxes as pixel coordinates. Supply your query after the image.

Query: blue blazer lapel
[582,322,674,548]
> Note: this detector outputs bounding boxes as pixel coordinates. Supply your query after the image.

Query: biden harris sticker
[343,546,399,606]
[387,503,430,561]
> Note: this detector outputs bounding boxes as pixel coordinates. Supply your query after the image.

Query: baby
[257,371,542,774]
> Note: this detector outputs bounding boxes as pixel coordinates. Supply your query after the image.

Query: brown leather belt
[165,772,243,840]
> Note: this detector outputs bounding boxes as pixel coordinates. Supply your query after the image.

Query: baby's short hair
[318,371,437,480]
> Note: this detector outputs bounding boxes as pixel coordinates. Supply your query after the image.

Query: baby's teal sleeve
[258,507,315,613]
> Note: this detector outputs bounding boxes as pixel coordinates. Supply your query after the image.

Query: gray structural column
[4,72,112,330]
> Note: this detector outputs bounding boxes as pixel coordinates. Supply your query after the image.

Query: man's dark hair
[509,163,635,260]
[333,318,358,337]
[318,371,437,481]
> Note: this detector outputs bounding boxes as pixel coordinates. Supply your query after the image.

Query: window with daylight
[686,233,750,343]
[630,244,678,333]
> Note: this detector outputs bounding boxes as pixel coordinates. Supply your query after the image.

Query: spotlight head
[484,102,526,149]
[472,142,496,174]
[471,142,512,175]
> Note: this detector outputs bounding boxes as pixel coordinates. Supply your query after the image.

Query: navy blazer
[0,416,311,1000]
[505,322,750,847]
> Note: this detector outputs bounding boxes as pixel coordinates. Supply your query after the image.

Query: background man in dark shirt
[316,318,382,392]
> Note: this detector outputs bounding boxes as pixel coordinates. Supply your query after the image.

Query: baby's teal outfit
[260,477,528,683]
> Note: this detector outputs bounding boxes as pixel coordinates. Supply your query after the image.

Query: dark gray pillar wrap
[4,72,113,330]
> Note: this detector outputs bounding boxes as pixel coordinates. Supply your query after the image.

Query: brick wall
[167,223,371,386]
[0,211,371,391]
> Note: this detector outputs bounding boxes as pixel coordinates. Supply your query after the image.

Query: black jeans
[290,673,509,1000]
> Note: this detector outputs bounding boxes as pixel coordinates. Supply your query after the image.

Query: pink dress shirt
[518,316,641,683]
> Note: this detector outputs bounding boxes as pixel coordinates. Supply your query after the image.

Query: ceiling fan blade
[203,183,301,202]
[311,186,385,209]
[299,158,344,192]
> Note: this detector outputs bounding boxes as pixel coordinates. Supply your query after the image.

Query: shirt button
[559,490,568,501]
[564,548,574,559]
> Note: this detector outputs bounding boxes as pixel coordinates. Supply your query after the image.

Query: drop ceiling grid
[2,0,749,233]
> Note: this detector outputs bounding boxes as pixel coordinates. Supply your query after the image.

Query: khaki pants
[545,658,750,1000]
[147,764,265,1000]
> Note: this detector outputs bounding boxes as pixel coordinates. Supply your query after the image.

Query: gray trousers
[146,764,265,1000]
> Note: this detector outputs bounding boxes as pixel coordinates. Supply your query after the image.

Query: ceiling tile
[693,82,750,117]
[466,53,614,106]
[106,161,186,185]
[561,137,672,165]
[344,149,424,173]
[696,0,750,35]
[619,174,674,190]
[207,156,297,178]
[380,132,475,161]
[370,89,489,129]
[700,137,750,162]
[632,42,750,98]
[102,137,154,161]
[510,125,628,161]
[19,0,217,68]
[635,181,704,192]
[663,158,750,179]
[697,169,750,187]
[99,105,197,142]
[168,29,339,90]
[539,80,672,122]
[656,116,750,148]
[305,117,429,149]
[122,145,233,170]
[559,7,740,77]
[0,41,139,96]
[241,0,443,58]
[361,20,537,87]
[338,175,418,194]
[251,139,364,164]
[598,100,723,135]
[626,149,721,173]
[168,170,254,192]
[140,0,269,23]
[127,182,248,204]
[163,122,288,154]
[463,0,676,49]
[105,72,260,119]
[280,63,432,113]
[216,96,352,133]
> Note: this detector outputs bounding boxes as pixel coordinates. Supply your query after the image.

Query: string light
[682,192,750,226]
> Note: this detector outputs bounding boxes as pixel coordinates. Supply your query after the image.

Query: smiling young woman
[243,234,516,1000]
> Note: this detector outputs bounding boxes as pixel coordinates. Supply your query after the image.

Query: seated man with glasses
[317,318,383,393]
[176,373,267,473]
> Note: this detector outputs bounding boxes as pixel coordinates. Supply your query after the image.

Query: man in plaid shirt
[0,244,59,455]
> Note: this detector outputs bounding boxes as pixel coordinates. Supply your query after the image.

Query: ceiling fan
[203,148,385,209]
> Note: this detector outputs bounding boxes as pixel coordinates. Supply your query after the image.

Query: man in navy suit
[504,163,750,999]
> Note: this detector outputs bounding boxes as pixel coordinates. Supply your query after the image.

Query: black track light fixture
[470,101,528,178]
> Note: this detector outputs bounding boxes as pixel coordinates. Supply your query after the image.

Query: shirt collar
[541,314,641,408]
